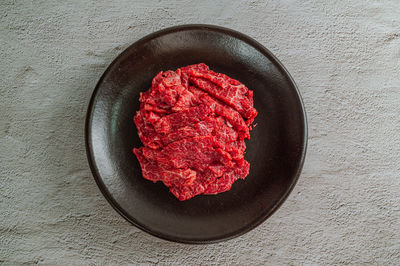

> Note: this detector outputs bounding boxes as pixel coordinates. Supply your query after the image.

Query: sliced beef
[133,64,257,200]
[204,159,250,194]
[137,136,233,171]
[182,63,258,125]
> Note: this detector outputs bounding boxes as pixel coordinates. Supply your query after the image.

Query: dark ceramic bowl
[85,24,307,244]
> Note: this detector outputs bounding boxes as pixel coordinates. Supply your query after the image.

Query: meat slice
[160,120,213,146]
[134,103,212,148]
[139,70,196,114]
[135,102,247,152]
[139,71,182,111]
[182,63,258,125]
[137,136,233,171]
[168,169,219,201]
[153,104,211,134]
[133,136,235,200]
[204,159,250,194]
[188,86,250,139]
[133,110,162,149]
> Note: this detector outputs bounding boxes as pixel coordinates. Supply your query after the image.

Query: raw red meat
[133,64,257,200]
[184,63,257,125]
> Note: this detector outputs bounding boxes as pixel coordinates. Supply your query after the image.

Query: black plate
[85,25,307,244]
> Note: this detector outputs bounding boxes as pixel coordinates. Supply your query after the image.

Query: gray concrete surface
[1,0,399,265]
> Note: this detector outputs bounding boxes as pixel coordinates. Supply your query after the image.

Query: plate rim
[85,24,308,244]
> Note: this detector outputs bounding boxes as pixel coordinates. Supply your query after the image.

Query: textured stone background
[1,0,399,265]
